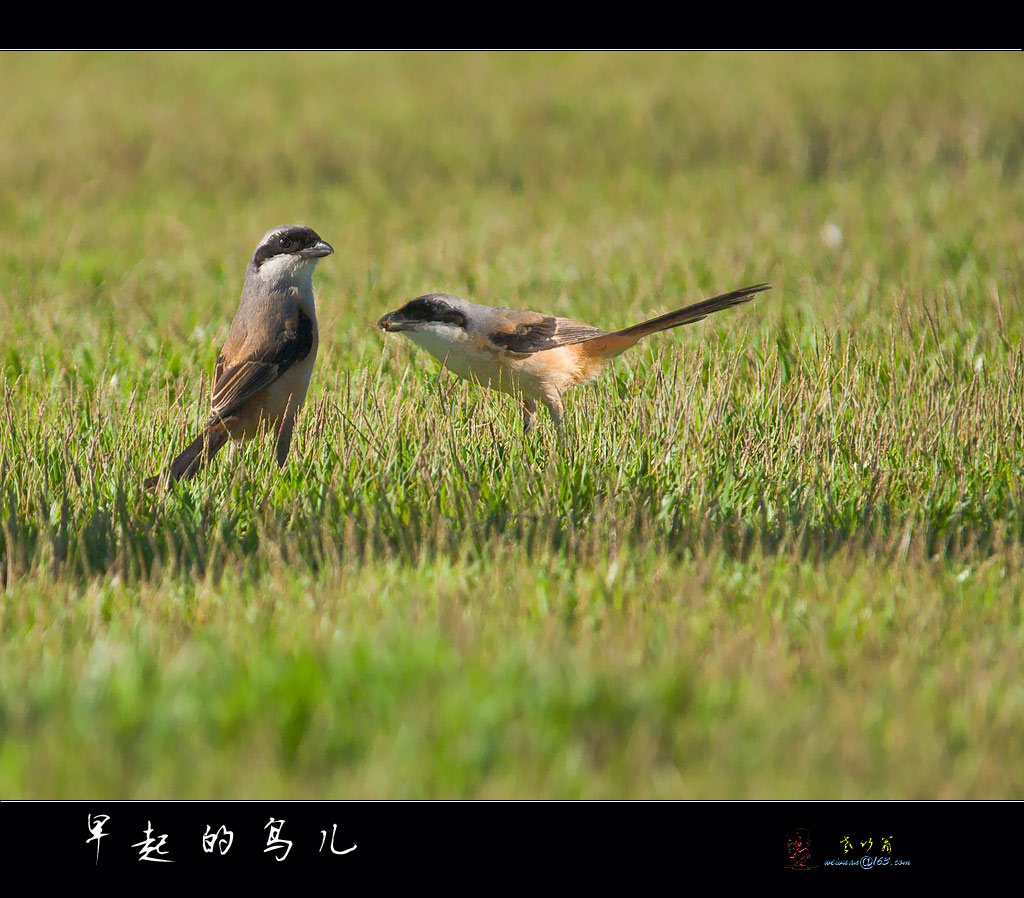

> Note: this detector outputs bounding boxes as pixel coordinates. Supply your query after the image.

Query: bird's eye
[278,237,290,249]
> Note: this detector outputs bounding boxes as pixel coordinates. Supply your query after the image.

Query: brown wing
[208,308,314,423]
[487,314,605,355]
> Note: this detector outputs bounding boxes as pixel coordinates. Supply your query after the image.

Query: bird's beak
[377,311,411,332]
[301,240,334,259]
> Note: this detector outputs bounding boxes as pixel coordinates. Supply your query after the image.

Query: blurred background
[2,51,1020,360]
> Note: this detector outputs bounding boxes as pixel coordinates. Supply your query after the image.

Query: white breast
[405,325,518,393]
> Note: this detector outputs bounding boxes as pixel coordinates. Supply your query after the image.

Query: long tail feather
[611,283,770,341]
[144,423,229,491]
[579,283,769,359]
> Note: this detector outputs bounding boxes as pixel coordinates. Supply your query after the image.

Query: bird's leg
[541,392,564,432]
[275,415,295,467]
[273,394,299,468]
[522,398,537,434]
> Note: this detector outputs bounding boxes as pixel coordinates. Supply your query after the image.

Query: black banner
[0,800,1000,879]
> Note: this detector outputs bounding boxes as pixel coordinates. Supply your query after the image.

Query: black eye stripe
[253,226,322,267]
[405,299,437,319]
[399,297,466,328]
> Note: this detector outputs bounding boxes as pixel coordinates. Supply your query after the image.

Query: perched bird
[378,283,768,431]
[148,225,333,487]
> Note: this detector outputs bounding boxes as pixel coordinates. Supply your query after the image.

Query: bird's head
[377,294,470,337]
[251,225,333,285]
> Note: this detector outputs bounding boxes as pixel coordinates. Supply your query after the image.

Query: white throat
[404,322,470,361]
[258,254,319,291]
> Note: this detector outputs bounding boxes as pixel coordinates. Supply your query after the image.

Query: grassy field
[1,51,1023,798]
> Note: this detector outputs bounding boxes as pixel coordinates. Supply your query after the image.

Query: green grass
[1,51,1023,798]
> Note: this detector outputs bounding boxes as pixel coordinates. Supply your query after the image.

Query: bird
[147,224,333,488]
[377,283,769,432]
